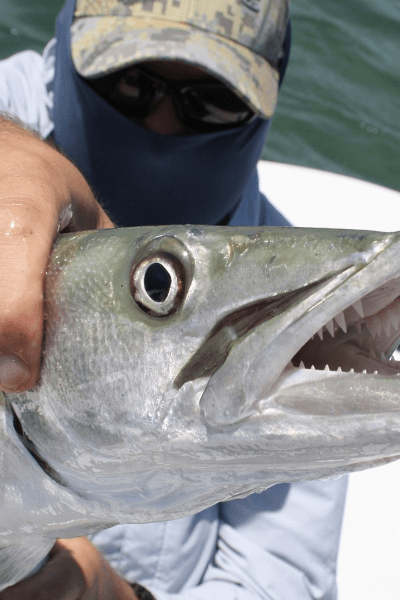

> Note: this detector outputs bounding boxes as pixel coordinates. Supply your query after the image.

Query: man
[0,1,347,598]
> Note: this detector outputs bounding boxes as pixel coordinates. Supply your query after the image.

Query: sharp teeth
[334,311,347,333]
[337,366,342,373]
[311,365,315,370]
[360,303,400,341]
[373,371,378,375]
[362,369,367,374]
[326,319,335,337]
[350,368,355,373]
[324,364,330,371]
[299,361,305,369]
[317,328,324,340]
[352,299,364,318]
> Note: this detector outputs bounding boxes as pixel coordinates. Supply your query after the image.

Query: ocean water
[1,0,399,191]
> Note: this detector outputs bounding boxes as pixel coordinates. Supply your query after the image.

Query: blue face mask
[53,0,290,227]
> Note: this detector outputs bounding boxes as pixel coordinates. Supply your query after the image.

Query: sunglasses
[89,66,256,133]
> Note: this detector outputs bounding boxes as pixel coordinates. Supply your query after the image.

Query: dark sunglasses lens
[92,68,254,131]
[110,70,162,115]
[183,86,253,126]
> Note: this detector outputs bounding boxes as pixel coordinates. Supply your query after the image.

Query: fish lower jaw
[291,341,400,377]
[289,358,400,377]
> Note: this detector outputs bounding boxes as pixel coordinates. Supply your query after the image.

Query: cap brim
[71,16,279,119]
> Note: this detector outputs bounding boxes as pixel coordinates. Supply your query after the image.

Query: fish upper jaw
[197,236,400,429]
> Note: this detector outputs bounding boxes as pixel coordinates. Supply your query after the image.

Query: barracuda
[2,224,400,588]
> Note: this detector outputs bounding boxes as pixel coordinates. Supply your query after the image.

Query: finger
[0,131,112,392]
[54,155,115,233]
[0,542,84,600]
[0,200,56,392]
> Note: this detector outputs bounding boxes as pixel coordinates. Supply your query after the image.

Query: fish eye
[131,254,185,317]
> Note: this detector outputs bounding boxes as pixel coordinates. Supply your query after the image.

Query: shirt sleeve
[92,478,347,600]
[0,40,55,138]
[149,480,347,600]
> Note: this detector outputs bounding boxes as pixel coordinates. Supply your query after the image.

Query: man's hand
[0,117,113,393]
[0,538,139,600]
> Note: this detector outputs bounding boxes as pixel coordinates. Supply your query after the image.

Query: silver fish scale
[2,224,400,588]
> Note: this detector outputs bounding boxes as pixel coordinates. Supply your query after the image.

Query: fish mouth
[176,274,400,388]
[10,404,66,487]
[292,278,400,376]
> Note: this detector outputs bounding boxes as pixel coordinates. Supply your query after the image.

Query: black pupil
[144,263,171,302]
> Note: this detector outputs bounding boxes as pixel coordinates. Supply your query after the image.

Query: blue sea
[1,0,399,191]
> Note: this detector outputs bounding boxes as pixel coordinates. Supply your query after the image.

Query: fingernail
[0,355,31,392]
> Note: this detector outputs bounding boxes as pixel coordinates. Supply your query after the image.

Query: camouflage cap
[71,0,289,118]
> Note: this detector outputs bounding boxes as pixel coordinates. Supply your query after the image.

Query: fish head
[7,225,400,525]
